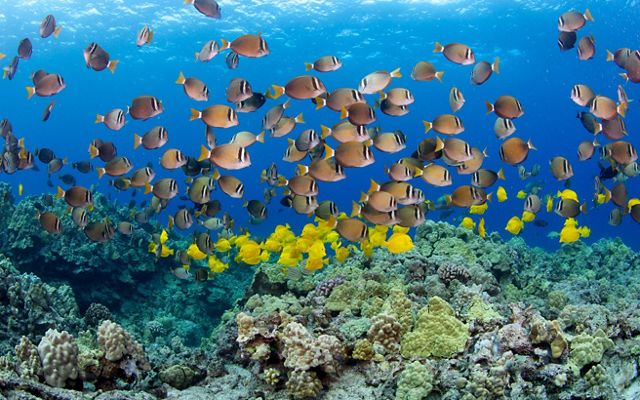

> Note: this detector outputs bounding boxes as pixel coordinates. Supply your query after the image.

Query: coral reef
[2,216,640,399]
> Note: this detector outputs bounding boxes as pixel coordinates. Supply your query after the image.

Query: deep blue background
[0,0,638,250]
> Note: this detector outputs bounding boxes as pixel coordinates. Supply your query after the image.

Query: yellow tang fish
[460,217,476,230]
[469,202,488,215]
[521,211,536,223]
[516,190,527,199]
[478,218,486,238]
[505,216,524,235]
[497,186,508,202]
[384,232,414,254]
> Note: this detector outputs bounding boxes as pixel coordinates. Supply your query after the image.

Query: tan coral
[37,329,79,388]
[368,314,402,354]
[352,339,375,361]
[286,369,323,399]
[281,322,343,373]
[97,320,149,370]
[15,336,41,379]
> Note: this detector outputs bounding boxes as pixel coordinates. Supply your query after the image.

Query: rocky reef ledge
[2,220,640,399]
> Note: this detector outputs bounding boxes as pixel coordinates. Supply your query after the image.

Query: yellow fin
[133,133,141,149]
[25,86,36,100]
[189,108,201,121]
[95,114,104,124]
[390,67,402,78]
[492,57,500,74]
[96,168,105,179]
[304,62,313,71]
[198,145,210,162]
[256,131,265,143]
[433,42,444,53]
[435,71,444,82]
[107,60,119,74]
[295,113,305,124]
[176,71,186,85]
[423,120,432,134]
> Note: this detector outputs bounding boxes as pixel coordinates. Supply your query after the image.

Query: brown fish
[447,185,488,208]
[499,138,536,166]
[323,121,369,143]
[577,35,596,61]
[84,220,115,243]
[190,105,238,128]
[379,88,414,106]
[434,42,475,65]
[359,190,397,212]
[416,137,445,161]
[56,185,93,208]
[359,68,401,94]
[269,75,326,100]
[377,99,409,117]
[226,78,253,103]
[590,95,626,120]
[423,114,464,135]
[443,138,473,163]
[602,141,637,165]
[524,194,542,214]
[373,131,406,153]
[169,209,193,230]
[555,198,586,218]
[326,141,375,168]
[471,58,500,85]
[270,114,304,138]
[37,211,63,234]
[606,48,632,69]
[472,168,505,188]
[421,163,452,187]
[577,139,599,160]
[130,167,155,187]
[385,162,422,182]
[230,131,265,147]
[136,25,154,47]
[26,74,65,99]
[95,109,126,131]
[160,149,187,170]
[340,103,376,126]
[200,143,251,170]
[220,34,269,58]
[550,156,574,181]
[262,101,289,130]
[305,56,342,72]
[145,178,178,200]
[411,61,444,82]
[212,169,244,198]
[283,139,308,162]
[195,40,219,62]
[457,147,487,175]
[286,175,318,196]
[570,84,596,107]
[448,87,465,113]
[494,117,516,139]
[611,183,627,208]
[83,42,119,73]
[558,9,594,32]
[176,72,209,101]
[40,14,61,39]
[134,126,168,150]
[315,88,365,111]
[97,156,133,178]
[298,158,346,182]
[129,96,163,120]
[485,95,524,119]
[335,218,368,242]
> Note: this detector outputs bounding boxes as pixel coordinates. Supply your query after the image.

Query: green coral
[395,361,433,400]
[569,329,614,370]
[382,287,414,333]
[400,297,469,358]
[325,280,387,314]
[465,296,502,324]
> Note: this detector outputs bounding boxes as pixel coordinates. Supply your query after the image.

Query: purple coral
[314,276,345,297]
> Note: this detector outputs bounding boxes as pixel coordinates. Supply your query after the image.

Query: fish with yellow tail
[505,216,524,235]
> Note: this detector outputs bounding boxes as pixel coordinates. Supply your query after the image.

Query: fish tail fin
[189,108,201,121]
[368,179,380,193]
[595,122,603,134]
[220,38,230,50]
[580,203,588,214]
[619,73,629,83]
[2,69,8,80]
[146,30,154,44]
[435,136,445,152]
[435,71,444,82]
[167,216,174,231]
[492,57,500,74]
[144,182,152,195]
[486,193,493,203]
[314,96,326,110]
[25,86,36,100]
[350,201,361,217]
[0,53,4,60]
[390,67,402,78]
[527,139,537,151]
[340,107,348,120]
[278,176,288,187]
[53,26,61,38]
[592,138,600,147]
[266,85,284,99]
[95,114,104,123]
[618,102,628,118]
[378,90,386,101]
[194,52,200,61]
[320,125,331,139]
[198,144,210,162]
[423,120,433,134]
[484,100,494,114]
[606,49,614,62]
[358,192,368,203]
[242,200,248,208]
[414,167,423,178]
[211,169,221,181]
[433,42,444,53]
[88,145,99,159]
[296,164,309,176]
[183,0,194,4]
[323,143,335,160]
[584,8,594,22]
[304,62,313,71]
[444,195,452,206]
[497,168,506,180]
[176,71,186,85]
[96,168,105,179]
[107,60,119,74]
[256,131,265,143]
[55,186,64,199]
[295,113,304,124]
[373,100,380,109]
[133,133,141,149]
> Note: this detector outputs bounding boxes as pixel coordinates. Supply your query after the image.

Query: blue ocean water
[0,0,638,251]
